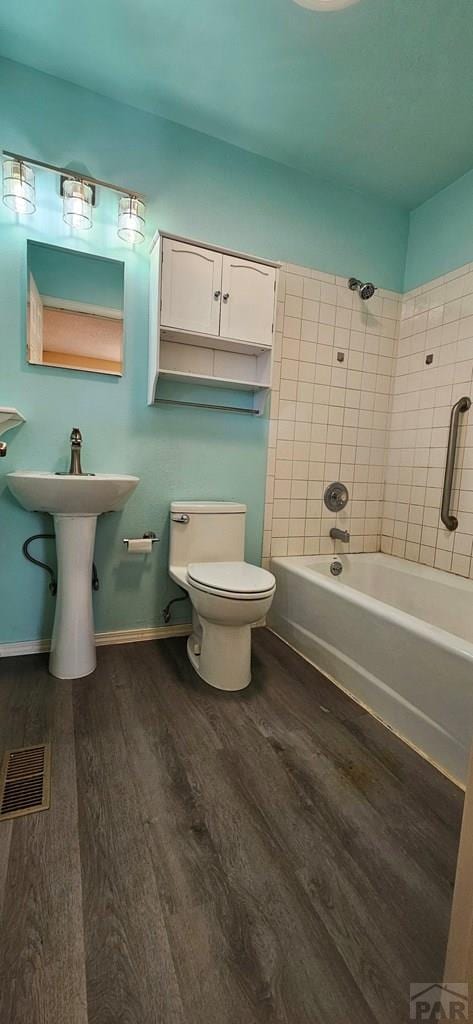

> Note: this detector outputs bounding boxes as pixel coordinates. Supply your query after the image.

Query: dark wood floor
[0,629,463,1024]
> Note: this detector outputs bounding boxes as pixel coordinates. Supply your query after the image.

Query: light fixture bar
[2,150,145,202]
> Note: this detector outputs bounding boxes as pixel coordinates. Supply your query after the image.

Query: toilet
[169,501,276,691]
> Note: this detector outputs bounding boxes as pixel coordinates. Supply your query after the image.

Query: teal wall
[405,166,473,291]
[28,241,124,310]
[0,57,408,645]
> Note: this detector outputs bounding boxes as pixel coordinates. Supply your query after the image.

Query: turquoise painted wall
[0,57,408,645]
[405,166,473,290]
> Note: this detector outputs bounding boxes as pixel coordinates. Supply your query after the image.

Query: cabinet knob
[214,290,221,299]
[222,292,230,302]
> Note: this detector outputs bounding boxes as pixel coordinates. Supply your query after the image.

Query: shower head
[348,277,377,301]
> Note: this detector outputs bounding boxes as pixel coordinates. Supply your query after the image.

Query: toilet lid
[188,561,275,595]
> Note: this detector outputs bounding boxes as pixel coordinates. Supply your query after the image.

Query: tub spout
[330,527,350,543]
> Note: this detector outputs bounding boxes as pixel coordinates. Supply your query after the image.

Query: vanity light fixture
[2,158,36,214]
[2,150,146,244]
[117,195,146,244]
[293,0,360,9]
[62,178,93,230]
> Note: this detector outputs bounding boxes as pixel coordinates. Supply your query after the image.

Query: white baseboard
[0,622,192,659]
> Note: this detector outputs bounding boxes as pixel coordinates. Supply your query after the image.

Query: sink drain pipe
[22,533,99,595]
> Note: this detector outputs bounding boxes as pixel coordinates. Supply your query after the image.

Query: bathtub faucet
[330,527,350,543]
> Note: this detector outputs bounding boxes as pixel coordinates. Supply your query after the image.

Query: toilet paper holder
[123,531,159,549]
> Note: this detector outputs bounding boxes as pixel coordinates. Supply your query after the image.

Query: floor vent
[0,743,51,821]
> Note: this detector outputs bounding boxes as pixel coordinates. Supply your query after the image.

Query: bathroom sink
[6,471,139,515]
[7,470,140,681]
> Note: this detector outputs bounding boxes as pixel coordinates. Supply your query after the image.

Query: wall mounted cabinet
[148,232,279,413]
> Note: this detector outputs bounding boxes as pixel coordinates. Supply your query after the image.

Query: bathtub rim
[271,552,473,663]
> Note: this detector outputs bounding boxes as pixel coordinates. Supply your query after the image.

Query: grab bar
[441,395,471,531]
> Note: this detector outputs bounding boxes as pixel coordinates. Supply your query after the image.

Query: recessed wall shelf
[0,407,26,438]
[148,231,279,415]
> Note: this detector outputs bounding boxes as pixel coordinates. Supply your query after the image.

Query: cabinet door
[161,238,222,336]
[220,256,276,346]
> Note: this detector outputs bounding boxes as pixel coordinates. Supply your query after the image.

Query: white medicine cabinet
[148,232,279,413]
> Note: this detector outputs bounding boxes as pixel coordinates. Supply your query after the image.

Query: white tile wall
[263,261,401,562]
[381,262,473,579]
[264,258,473,580]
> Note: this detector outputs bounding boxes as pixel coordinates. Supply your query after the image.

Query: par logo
[410,983,468,1021]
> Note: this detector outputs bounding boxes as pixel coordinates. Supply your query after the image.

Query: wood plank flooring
[0,629,464,1023]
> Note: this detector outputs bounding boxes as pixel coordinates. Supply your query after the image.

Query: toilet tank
[169,502,246,567]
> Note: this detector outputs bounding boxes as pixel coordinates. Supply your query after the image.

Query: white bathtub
[269,552,473,786]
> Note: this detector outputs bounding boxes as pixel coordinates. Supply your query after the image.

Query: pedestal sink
[7,472,139,680]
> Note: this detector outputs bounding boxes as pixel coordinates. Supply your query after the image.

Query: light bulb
[2,159,36,214]
[117,196,145,244]
[63,178,93,229]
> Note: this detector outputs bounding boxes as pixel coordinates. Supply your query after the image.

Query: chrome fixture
[156,397,259,415]
[348,277,377,301]
[330,559,343,576]
[2,158,35,214]
[122,531,159,549]
[117,196,145,244]
[63,178,93,230]
[2,150,146,244]
[330,527,350,543]
[0,442,7,457]
[171,513,190,524]
[441,395,471,531]
[69,427,83,475]
[324,481,349,512]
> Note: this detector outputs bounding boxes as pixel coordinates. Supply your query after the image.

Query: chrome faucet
[330,527,350,543]
[69,427,83,475]
[0,442,7,458]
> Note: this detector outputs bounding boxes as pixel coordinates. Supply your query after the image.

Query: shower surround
[264,259,473,583]
[264,261,401,562]
[382,263,473,578]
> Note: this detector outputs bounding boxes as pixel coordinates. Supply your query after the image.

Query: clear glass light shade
[2,159,36,214]
[63,178,93,229]
[117,196,145,244]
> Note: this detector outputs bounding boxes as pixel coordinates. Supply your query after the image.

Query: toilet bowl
[169,503,276,691]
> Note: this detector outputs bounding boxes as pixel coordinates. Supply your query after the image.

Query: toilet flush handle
[171,513,190,524]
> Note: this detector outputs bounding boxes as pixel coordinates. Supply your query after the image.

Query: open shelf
[0,407,26,437]
[159,337,271,393]
[42,351,122,376]
[159,369,269,392]
[160,326,272,357]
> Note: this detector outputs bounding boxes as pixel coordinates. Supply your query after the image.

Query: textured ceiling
[2,0,473,208]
